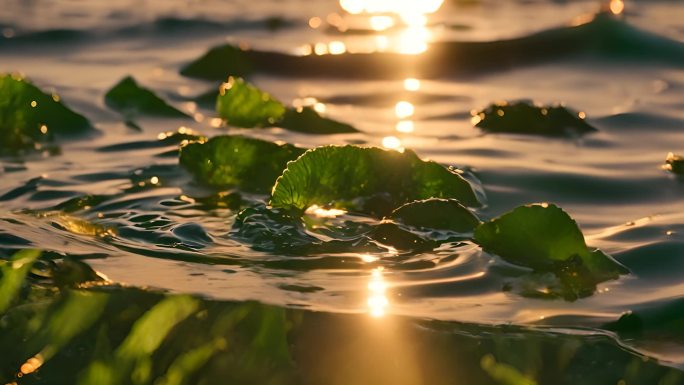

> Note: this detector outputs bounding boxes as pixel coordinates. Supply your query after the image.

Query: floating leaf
[472,101,596,136]
[179,135,306,193]
[104,76,189,118]
[270,145,480,215]
[280,107,358,134]
[389,198,480,233]
[216,77,286,127]
[0,74,91,152]
[663,152,684,174]
[215,78,358,134]
[474,204,628,299]
[180,44,253,80]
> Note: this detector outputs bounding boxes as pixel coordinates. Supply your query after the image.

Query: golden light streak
[305,205,347,218]
[394,101,414,119]
[367,267,389,318]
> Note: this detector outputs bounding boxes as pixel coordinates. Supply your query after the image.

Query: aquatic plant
[179,135,306,193]
[475,203,628,299]
[0,74,91,153]
[270,145,480,215]
[471,101,596,136]
[216,77,357,133]
[105,76,189,118]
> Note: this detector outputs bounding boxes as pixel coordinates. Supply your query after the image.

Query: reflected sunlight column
[367,267,389,318]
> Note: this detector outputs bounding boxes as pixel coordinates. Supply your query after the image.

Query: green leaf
[0,249,41,313]
[180,44,253,80]
[216,77,286,127]
[389,198,480,232]
[270,145,480,215]
[104,76,189,118]
[474,204,628,298]
[280,107,358,134]
[0,74,91,152]
[472,101,596,136]
[215,77,358,134]
[179,135,306,193]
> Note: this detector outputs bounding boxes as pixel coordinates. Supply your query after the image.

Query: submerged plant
[472,100,596,136]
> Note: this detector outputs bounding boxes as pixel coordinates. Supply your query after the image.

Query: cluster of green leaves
[216,77,358,134]
[0,74,91,154]
[179,135,627,299]
[472,100,596,136]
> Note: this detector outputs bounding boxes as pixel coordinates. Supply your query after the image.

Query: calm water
[1,0,684,383]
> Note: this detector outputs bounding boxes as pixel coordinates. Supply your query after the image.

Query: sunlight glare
[396,27,429,55]
[395,101,415,119]
[328,41,347,55]
[396,120,414,133]
[404,78,420,91]
[610,0,625,15]
[367,267,389,318]
[305,205,347,218]
[382,136,402,150]
[360,254,379,263]
[340,0,443,17]
[370,15,395,31]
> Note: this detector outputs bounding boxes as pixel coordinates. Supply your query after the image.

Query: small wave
[182,12,684,81]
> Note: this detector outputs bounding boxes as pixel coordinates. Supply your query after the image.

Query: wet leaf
[270,145,480,216]
[474,204,628,298]
[179,135,306,193]
[0,74,91,152]
[215,77,358,133]
[216,77,286,127]
[104,76,189,118]
[389,198,480,232]
[472,101,596,136]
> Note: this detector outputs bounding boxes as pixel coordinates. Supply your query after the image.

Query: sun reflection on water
[395,101,414,119]
[339,0,444,21]
[367,267,389,318]
[609,0,625,15]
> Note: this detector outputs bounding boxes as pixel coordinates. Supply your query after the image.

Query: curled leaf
[270,145,480,215]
